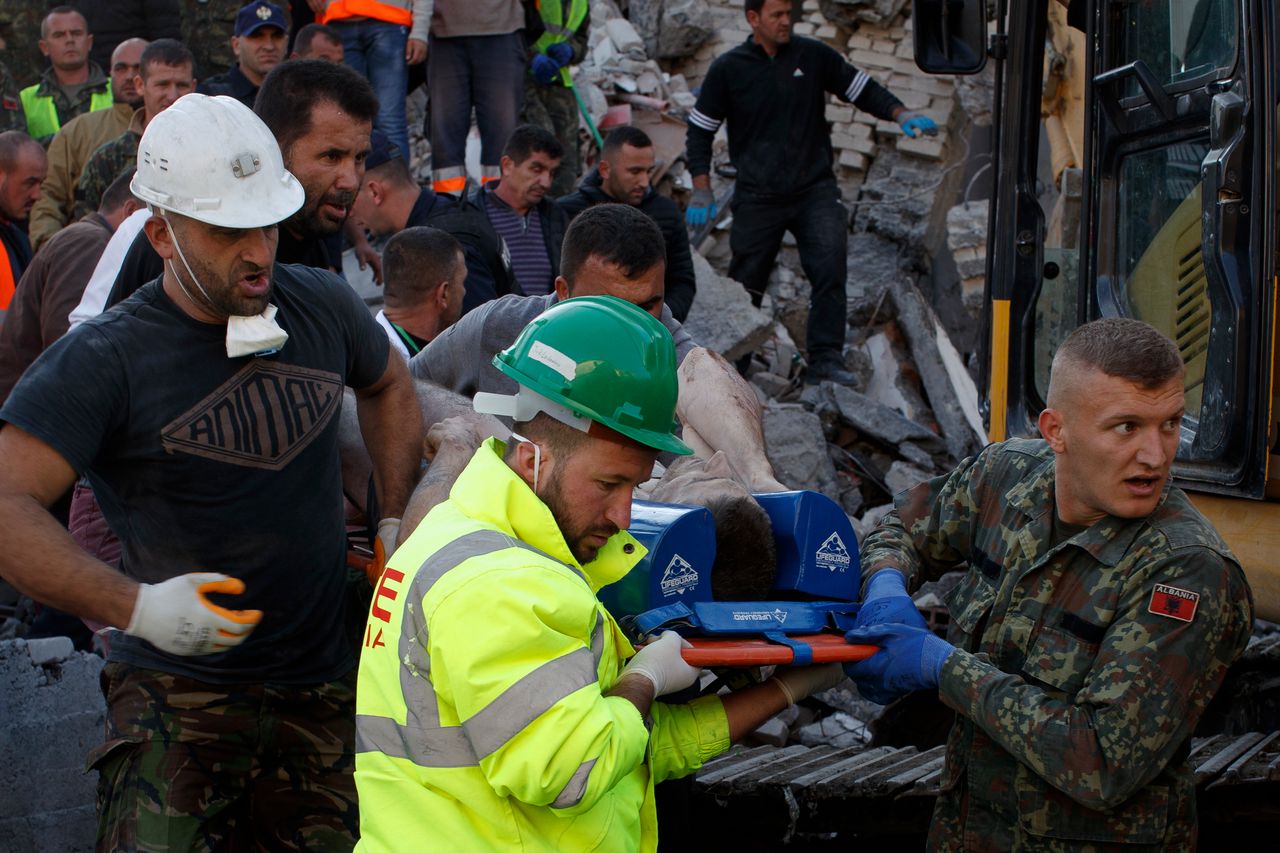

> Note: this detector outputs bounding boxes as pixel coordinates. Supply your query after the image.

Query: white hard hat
[131,93,304,229]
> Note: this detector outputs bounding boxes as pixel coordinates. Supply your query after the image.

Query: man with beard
[71,57,377,320]
[0,93,421,849]
[843,318,1254,847]
[354,295,843,850]
[29,37,147,251]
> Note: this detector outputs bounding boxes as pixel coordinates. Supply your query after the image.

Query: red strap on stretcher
[680,634,878,666]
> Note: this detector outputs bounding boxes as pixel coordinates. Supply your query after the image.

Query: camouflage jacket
[0,60,23,132]
[861,438,1254,851]
[74,112,141,219]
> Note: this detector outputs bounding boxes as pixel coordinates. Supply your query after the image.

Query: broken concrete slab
[858,330,932,425]
[796,711,872,749]
[827,384,943,449]
[762,403,841,501]
[630,0,715,60]
[888,277,986,460]
[1,639,105,852]
[845,231,904,326]
[684,253,774,361]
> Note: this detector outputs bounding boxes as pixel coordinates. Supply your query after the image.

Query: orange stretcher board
[679,634,879,666]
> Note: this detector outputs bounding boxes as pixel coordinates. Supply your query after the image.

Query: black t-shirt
[1,264,390,684]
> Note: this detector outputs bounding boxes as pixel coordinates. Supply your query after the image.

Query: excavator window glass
[1117,0,1237,95]
[1114,141,1212,443]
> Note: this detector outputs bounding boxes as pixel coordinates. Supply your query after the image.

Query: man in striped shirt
[685,0,936,385]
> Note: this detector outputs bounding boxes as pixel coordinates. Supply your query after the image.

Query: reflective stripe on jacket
[354,438,729,852]
[19,85,112,140]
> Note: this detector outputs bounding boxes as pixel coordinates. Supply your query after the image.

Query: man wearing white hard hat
[0,93,422,849]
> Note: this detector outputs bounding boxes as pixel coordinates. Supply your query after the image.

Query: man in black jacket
[686,0,936,384]
[557,126,696,322]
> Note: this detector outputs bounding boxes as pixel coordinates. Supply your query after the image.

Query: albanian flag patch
[1148,584,1199,623]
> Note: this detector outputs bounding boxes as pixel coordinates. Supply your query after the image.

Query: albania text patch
[1148,584,1199,622]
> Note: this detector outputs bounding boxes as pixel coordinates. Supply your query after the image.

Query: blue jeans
[427,31,525,184]
[336,19,410,160]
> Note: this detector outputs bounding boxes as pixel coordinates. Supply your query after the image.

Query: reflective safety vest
[317,0,413,26]
[533,0,588,85]
[19,85,112,140]
[354,439,730,853]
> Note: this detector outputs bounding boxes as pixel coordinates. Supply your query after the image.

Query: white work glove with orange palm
[126,573,262,656]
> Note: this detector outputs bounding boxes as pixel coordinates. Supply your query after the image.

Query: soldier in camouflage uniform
[0,59,24,131]
[178,0,243,80]
[0,1,51,90]
[845,317,1254,850]
[74,39,195,218]
[520,0,588,198]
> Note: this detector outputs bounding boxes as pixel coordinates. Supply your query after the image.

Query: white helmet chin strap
[161,211,216,310]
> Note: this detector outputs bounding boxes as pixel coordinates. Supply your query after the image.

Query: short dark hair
[368,155,415,189]
[382,226,464,308]
[100,167,137,213]
[0,130,41,172]
[560,203,665,286]
[139,39,194,79]
[1050,317,1185,396]
[254,60,378,154]
[602,126,653,159]
[504,412,589,464]
[501,124,564,165]
[293,23,342,56]
[744,0,768,16]
[41,6,86,39]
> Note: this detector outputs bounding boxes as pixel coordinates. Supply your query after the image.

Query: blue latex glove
[852,570,928,631]
[531,53,562,85]
[546,42,574,66]
[899,113,939,138]
[843,623,955,704]
[685,187,717,227]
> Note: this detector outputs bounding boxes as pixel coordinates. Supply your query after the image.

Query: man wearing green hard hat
[352,295,842,851]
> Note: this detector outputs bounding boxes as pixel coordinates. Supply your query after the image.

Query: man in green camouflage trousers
[845,317,1254,850]
[92,665,359,851]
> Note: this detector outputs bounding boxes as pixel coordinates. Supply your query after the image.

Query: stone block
[824,103,854,124]
[847,47,895,71]
[838,150,869,172]
[796,711,872,748]
[25,636,74,667]
[896,134,946,161]
[884,460,932,496]
[793,22,816,36]
[816,24,839,41]
[846,34,872,50]
[763,404,841,501]
[684,253,774,362]
[605,18,646,57]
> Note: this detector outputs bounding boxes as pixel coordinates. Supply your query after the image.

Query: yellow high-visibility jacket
[354,439,730,852]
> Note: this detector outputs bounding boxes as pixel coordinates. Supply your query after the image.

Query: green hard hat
[491,295,692,456]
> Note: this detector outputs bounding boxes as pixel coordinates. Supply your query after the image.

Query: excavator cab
[914,0,1280,616]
